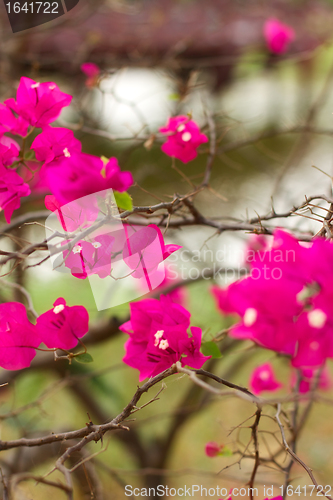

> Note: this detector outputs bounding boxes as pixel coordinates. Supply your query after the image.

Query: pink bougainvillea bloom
[45,194,99,232]
[264,18,295,54]
[120,295,210,381]
[122,224,181,283]
[249,363,282,395]
[291,367,331,394]
[5,77,72,128]
[44,153,133,205]
[31,126,82,165]
[159,115,208,163]
[0,135,20,167]
[205,441,223,457]
[0,103,29,137]
[244,234,269,266]
[81,62,100,87]
[0,302,39,370]
[62,234,115,279]
[36,298,89,350]
[0,165,31,223]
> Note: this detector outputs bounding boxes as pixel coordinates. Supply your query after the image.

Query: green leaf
[201,341,222,359]
[75,353,94,364]
[114,191,133,211]
[219,446,233,457]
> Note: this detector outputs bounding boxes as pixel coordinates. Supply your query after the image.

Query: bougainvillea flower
[31,126,82,165]
[62,234,115,279]
[122,224,181,283]
[81,62,101,87]
[36,298,89,350]
[0,165,31,223]
[205,441,223,457]
[249,363,282,395]
[44,153,133,205]
[0,302,39,370]
[121,295,210,380]
[264,18,295,54]
[0,135,20,167]
[291,366,331,394]
[5,77,72,128]
[159,115,208,163]
[45,194,100,232]
[244,234,269,266]
[0,103,29,137]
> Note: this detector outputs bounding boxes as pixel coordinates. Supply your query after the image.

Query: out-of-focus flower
[5,77,72,128]
[0,165,31,223]
[159,115,208,163]
[36,298,89,350]
[43,153,133,205]
[291,367,332,394]
[249,362,282,395]
[120,295,210,381]
[205,441,224,457]
[0,302,39,370]
[81,62,101,87]
[264,18,295,54]
[0,136,20,167]
[31,126,82,165]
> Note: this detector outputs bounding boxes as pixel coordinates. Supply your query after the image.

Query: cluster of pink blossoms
[0,76,133,224]
[0,298,89,370]
[212,229,333,377]
[120,295,210,381]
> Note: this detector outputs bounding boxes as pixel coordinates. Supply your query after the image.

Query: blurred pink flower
[264,18,295,54]
[5,77,72,128]
[36,298,89,350]
[249,363,282,395]
[0,302,39,370]
[0,103,29,137]
[0,165,31,223]
[205,441,223,457]
[31,126,82,165]
[291,367,332,394]
[81,62,101,87]
[159,115,208,163]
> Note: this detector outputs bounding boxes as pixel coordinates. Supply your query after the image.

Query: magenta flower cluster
[0,298,89,370]
[120,295,210,381]
[212,230,333,372]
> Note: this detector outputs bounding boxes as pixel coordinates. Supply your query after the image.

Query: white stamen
[159,339,169,350]
[259,370,270,381]
[53,304,65,314]
[49,85,56,90]
[92,242,101,249]
[308,309,327,329]
[31,82,40,89]
[181,132,192,142]
[244,308,257,327]
[154,330,164,347]
[63,147,71,158]
[177,124,186,132]
[73,244,82,254]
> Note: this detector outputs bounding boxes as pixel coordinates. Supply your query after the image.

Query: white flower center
[177,124,186,132]
[259,370,270,381]
[308,309,327,329]
[31,82,40,89]
[181,132,192,142]
[154,330,164,347]
[73,244,82,254]
[244,308,257,327]
[49,85,56,90]
[92,242,101,249]
[159,339,169,350]
[53,304,65,314]
[63,147,71,158]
